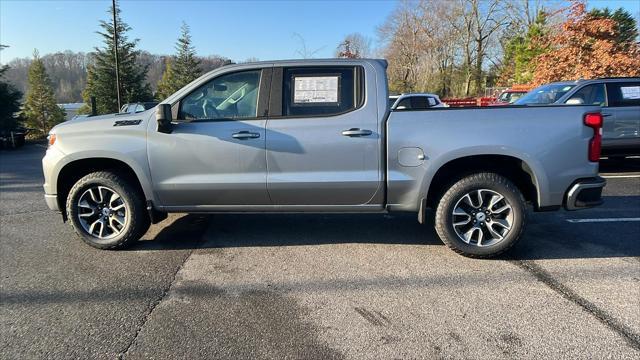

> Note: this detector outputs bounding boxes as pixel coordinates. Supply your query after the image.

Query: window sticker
[293,76,339,103]
[620,86,640,100]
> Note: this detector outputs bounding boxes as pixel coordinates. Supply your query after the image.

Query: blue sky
[1,0,638,64]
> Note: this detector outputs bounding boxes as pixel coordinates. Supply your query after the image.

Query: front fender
[48,149,155,203]
[43,115,155,205]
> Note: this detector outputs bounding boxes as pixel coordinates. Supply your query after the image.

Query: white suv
[389,93,447,110]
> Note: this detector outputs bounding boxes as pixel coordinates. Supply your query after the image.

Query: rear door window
[282,66,363,117]
[606,82,640,107]
[566,84,606,106]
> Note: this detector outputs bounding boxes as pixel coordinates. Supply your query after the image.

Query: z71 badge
[113,120,142,127]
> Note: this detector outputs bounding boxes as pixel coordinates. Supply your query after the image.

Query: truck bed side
[385,105,601,211]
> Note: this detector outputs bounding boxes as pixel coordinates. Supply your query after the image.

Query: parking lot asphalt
[1,144,639,359]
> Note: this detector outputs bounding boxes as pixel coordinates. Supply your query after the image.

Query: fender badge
[113,120,142,127]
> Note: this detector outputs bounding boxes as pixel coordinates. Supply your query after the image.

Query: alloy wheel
[76,186,128,241]
[451,189,514,247]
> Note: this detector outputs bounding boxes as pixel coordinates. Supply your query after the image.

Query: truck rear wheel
[434,173,526,258]
[66,171,150,250]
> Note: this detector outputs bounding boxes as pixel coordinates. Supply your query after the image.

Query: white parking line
[600,174,640,179]
[566,217,640,223]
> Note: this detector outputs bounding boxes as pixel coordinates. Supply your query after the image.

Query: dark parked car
[0,128,27,149]
[515,78,640,158]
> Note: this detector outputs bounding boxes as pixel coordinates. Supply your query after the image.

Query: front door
[265,66,382,206]
[148,69,271,207]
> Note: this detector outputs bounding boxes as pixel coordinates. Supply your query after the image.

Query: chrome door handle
[341,128,373,137]
[232,131,260,139]
[601,113,612,117]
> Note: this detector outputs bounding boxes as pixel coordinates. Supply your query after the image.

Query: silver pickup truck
[42,59,606,258]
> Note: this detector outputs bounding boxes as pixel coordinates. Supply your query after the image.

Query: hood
[51,109,153,134]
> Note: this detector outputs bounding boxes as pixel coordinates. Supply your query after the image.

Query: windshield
[498,92,525,103]
[514,84,576,105]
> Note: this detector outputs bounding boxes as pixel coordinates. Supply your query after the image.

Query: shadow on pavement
[129,210,639,260]
[131,212,441,251]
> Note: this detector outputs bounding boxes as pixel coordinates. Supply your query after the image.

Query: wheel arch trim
[419,147,547,209]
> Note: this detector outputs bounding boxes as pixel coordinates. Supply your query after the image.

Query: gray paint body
[43,59,600,215]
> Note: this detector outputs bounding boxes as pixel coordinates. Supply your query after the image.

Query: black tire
[66,171,150,250]
[434,172,526,258]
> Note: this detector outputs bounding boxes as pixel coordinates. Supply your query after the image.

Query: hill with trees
[3,52,230,104]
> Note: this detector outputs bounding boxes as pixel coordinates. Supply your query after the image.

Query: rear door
[264,65,382,205]
[605,81,640,142]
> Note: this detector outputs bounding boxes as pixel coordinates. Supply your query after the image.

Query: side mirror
[156,104,173,134]
[566,97,584,105]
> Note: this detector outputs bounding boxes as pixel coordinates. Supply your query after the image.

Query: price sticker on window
[293,76,339,103]
[620,86,640,100]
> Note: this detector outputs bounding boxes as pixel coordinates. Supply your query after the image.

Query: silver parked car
[43,59,605,258]
[515,78,640,157]
[119,102,159,114]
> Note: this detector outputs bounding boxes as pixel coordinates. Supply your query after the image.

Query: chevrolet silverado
[42,59,606,258]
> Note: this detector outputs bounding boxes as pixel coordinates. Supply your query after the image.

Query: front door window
[179,70,261,120]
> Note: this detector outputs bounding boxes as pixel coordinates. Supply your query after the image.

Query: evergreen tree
[82,1,152,114]
[0,45,23,133]
[499,11,549,85]
[173,22,202,87]
[156,58,176,100]
[589,7,639,46]
[156,22,202,100]
[23,51,66,137]
[512,11,548,84]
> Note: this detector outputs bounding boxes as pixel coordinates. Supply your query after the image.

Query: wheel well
[426,155,538,209]
[56,158,145,216]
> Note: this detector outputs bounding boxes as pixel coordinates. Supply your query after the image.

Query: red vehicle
[441,85,534,108]
[490,85,533,106]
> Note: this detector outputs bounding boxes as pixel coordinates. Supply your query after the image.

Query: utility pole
[112,0,122,110]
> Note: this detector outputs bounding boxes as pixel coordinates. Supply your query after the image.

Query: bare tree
[378,0,426,93]
[373,0,550,97]
[505,0,547,29]
[418,0,459,96]
[448,0,509,95]
[292,33,325,59]
[335,33,372,58]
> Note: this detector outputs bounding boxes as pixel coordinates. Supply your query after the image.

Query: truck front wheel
[66,171,150,250]
[434,173,526,258]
